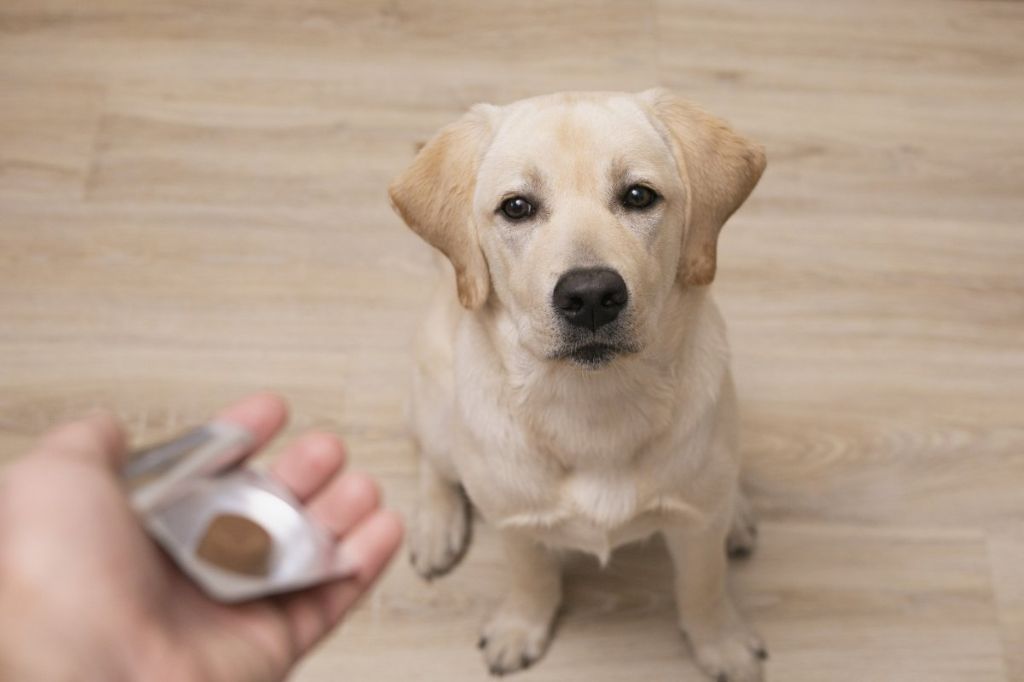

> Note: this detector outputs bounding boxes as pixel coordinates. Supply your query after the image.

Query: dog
[389,89,766,682]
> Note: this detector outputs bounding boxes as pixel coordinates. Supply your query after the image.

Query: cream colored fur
[390,89,766,681]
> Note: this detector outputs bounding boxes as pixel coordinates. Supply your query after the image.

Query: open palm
[0,394,402,682]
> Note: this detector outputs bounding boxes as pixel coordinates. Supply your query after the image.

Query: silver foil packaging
[123,422,352,603]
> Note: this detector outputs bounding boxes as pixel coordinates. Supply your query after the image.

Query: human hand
[0,393,403,682]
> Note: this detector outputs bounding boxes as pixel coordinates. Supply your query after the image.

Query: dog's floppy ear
[389,105,497,309]
[640,89,766,286]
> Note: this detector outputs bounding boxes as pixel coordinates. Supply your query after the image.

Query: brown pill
[195,513,272,577]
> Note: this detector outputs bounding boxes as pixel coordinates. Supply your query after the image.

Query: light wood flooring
[1,1,1022,680]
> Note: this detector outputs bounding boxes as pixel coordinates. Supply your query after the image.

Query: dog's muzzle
[550,267,637,368]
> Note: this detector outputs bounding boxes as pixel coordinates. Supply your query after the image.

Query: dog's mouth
[553,342,639,369]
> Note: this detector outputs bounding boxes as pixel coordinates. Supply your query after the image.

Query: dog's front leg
[479,531,562,675]
[409,459,471,580]
[664,520,766,682]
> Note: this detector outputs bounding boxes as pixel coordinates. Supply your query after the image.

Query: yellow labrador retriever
[389,89,766,682]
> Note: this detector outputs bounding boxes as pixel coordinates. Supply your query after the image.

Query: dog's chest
[561,469,638,527]
[492,465,702,563]
[456,345,716,560]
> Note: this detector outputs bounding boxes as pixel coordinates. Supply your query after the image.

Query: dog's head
[389,90,765,368]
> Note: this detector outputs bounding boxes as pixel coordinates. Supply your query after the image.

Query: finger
[34,410,127,469]
[307,471,381,537]
[326,509,404,617]
[270,471,388,656]
[268,432,346,502]
[278,510,403,653]
[214,392,288,451]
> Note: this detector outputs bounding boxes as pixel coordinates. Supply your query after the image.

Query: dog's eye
[622,185,659,210]
[499,196,535,221]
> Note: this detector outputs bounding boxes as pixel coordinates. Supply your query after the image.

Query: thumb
[32,410,127,470]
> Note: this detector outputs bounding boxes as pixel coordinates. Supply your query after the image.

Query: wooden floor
[2,1,1022,680]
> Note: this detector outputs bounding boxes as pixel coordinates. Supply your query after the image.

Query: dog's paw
[686,624,767,682]
[479,609,553,676]
[726,498,758,560]
[408,487,470,580]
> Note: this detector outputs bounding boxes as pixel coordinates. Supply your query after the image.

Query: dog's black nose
[552,268,628,331]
